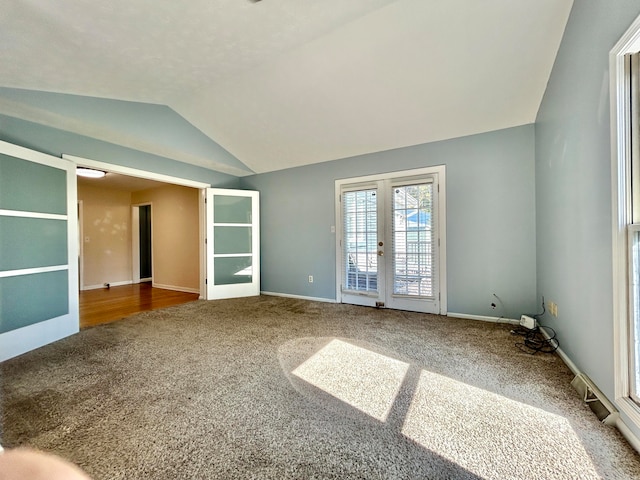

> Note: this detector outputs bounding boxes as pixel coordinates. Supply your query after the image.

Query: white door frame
[335,166,447,314]
[131,202,153,284]
[63,155,210,298]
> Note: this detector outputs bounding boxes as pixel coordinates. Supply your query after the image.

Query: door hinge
[205,278,208,285]
[339,194,342,202]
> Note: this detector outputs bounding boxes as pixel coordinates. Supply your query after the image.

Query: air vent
[571,373,619,425]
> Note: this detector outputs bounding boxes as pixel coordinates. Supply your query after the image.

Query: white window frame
[611,12,640,430]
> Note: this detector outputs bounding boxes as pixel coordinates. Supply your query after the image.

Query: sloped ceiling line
[0,0,574,175]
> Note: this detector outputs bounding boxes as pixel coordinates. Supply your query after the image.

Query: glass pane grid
[392,184,433,298]
[343,190,377,292]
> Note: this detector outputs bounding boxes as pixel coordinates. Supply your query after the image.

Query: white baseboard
[617,416,640,454]
[538,324,580,375]
[82,280,133,291]
[261,291,337,303]
[447,312,519,324]
[152,283,200,294]
[538,325,640,454]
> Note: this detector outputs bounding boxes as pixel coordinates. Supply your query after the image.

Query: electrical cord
[511,324,559,354]
[509,296,560,354]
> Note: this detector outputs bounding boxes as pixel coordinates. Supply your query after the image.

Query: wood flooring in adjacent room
[79,283,200,329]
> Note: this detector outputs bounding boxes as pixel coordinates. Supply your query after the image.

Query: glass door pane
[392,183,434,298]
[343,189,378,293]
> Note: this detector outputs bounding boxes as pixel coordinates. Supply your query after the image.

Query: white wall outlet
[308,275,313,283]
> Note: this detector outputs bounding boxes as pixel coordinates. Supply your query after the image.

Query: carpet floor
[1,296,640,479]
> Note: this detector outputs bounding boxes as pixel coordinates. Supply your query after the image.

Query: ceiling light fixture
[76,167,106,179]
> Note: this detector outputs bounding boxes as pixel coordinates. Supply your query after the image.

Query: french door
[336,168,445,314]
[205,188,259,300]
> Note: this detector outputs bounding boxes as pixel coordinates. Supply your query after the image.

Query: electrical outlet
[308,275,313,283]
[547,301,558,317]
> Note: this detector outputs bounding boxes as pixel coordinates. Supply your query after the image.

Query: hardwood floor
[79,283,200,329]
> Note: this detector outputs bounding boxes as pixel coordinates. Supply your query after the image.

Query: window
[611,15,640,429]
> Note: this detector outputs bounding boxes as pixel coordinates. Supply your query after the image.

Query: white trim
[63,154,211,189]
[131,205,141,284]
[0,265,68,279]
[610,11,640,435]
[0,139,69,169]
[261,291,337,303]
[153,283,200,294]
[335,165,447,315]
[0,313,78,362]
[78,200,83,290]
[617,416,640,454]
[447,312,519,325]
[0,209,67,220]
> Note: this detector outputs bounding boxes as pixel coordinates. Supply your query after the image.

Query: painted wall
[535,0,640,440]
[78,183,132,289]
[0,114,241,188]
[241,124,537,319]
[132,185,200,292]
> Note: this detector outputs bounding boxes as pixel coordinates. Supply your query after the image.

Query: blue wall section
[535,0,640,440]
[0,114,241,188]
[241,125,537,318]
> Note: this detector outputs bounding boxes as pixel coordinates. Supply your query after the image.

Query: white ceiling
[0,0,574,175]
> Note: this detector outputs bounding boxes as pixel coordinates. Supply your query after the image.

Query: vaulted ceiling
[0,0,573,176]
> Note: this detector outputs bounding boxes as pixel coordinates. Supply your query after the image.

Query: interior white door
[338,171,442,314]
[205,188,260,300]
[0,140,79,361]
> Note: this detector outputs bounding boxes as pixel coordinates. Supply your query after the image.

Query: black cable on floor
[510,324,559,355]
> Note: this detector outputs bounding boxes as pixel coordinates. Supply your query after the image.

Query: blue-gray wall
[535,0,640,440]
[241,124,537,319]
[0,114,240,188]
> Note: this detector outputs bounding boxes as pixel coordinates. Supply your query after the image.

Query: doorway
[132,203,152,283]
[335,167,447,314]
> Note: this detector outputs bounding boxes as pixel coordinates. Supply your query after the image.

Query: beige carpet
[1,296,639,479]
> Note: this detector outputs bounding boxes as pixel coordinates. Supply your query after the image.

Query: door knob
[378,250,384,256]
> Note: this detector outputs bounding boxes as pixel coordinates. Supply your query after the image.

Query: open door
[0,141,78,361]
[205,188,259,300]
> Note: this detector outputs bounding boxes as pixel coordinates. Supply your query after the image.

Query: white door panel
[205,188,259,300]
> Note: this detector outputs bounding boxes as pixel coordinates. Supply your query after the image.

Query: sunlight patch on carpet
[292,339,409,421]
[401,370,600,480]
